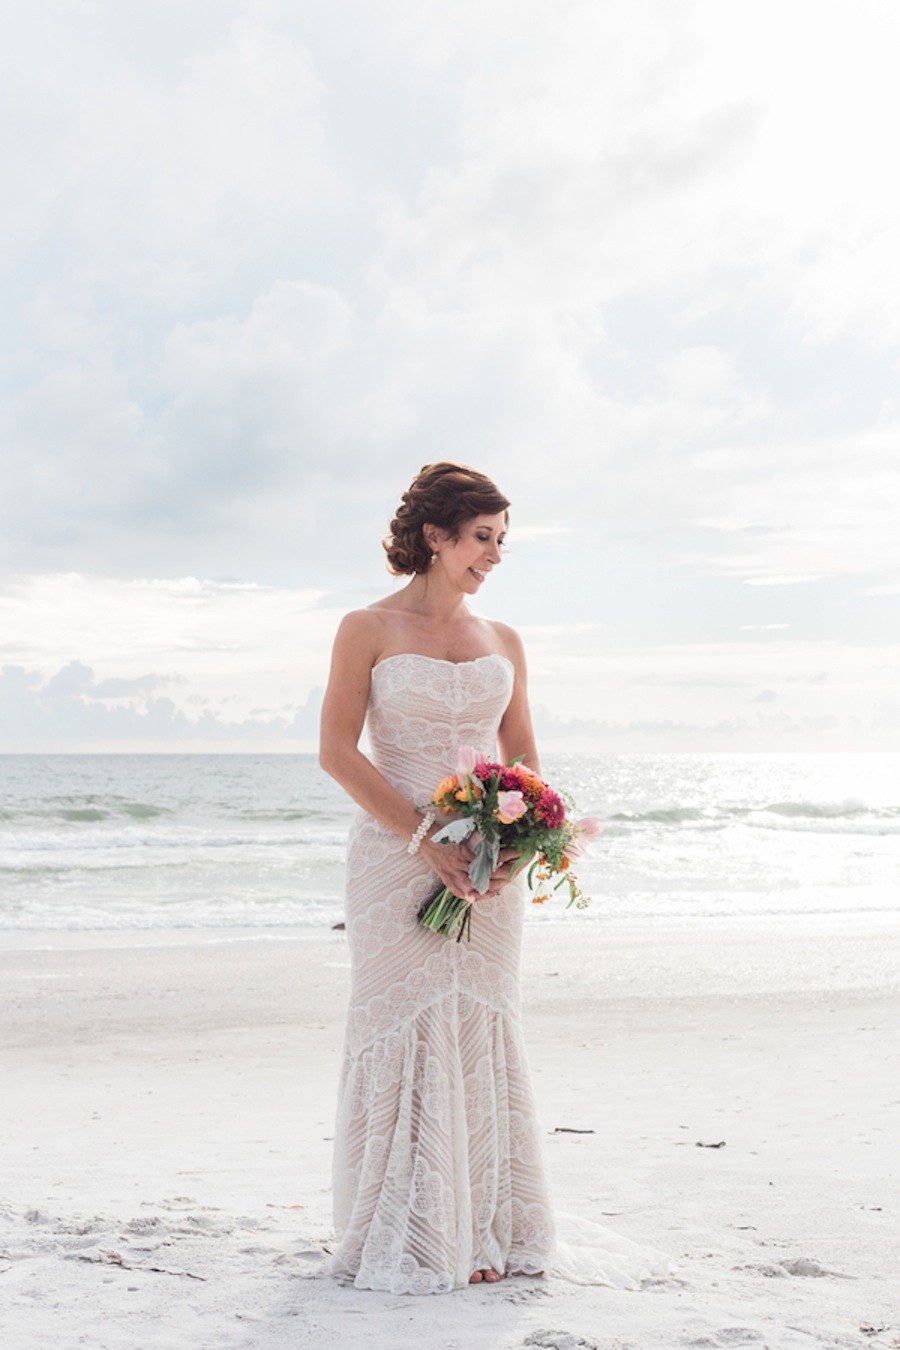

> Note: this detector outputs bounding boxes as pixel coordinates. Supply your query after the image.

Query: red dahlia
[534,788,565,829]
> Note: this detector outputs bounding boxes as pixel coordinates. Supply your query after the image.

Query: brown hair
[383,462,511,576]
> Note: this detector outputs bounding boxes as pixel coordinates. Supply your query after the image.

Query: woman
[319,463,661,1294]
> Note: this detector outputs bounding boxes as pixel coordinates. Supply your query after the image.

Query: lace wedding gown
[328,653,666,1294]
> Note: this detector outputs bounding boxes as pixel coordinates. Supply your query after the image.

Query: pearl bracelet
[407,811,436,855]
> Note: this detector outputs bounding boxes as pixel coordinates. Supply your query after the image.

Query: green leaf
[508,848,535,880]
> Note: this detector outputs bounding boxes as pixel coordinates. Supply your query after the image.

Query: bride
[319,462,663,1293]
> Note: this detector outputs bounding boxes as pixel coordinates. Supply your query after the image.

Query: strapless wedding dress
[327,653,666,1294]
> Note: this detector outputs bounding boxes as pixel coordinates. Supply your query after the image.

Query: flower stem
[418,887,472,940]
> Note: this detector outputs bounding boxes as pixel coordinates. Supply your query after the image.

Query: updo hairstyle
[384,462,511,576]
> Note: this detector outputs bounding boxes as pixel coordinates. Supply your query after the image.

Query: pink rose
[496,790,527,824]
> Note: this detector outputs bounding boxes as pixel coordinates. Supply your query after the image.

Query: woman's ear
[422,523,445,555]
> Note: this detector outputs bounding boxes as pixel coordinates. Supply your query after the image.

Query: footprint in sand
[686,1332,764,1348]
[737,1256,852,1280]
[778,1256,853,1279]
[523,1333,601,1350]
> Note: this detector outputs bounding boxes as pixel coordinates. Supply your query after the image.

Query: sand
[1,915,898,1350]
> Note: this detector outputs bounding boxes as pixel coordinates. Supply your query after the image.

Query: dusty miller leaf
[468,835,500,894]
[432,818,476,846]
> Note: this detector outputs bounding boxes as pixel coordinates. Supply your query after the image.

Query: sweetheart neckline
[371,652,514,674]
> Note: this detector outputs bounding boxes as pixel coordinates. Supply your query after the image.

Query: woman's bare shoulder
[331,607,386,656]
[331,601,412,665]
[484,618,526,664]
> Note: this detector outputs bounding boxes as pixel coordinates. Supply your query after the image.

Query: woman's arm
[319,611,417,836]
[495,624,541,774]
[318,611,480,900]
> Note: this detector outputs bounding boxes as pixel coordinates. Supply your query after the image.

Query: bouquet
[416,745,600,941]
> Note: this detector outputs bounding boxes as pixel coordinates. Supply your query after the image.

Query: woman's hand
[481,847,521,898]
[419,835,478,901]
[420,839,522,902]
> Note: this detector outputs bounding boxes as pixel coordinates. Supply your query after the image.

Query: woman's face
[431,512,507,592]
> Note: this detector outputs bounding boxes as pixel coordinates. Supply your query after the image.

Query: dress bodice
[366,653,514,802]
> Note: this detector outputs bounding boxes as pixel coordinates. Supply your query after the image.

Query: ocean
[1,752,898,935]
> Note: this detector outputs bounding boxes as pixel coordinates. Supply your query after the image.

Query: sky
[1,0,898,753]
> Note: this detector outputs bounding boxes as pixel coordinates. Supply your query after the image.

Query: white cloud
[1,574,898,751]
[521,624,900,748]
[0,659,323,750]
[1,0,899,749]
[0,573,338,724]
[2,9,329,295]
[743,577,823,589]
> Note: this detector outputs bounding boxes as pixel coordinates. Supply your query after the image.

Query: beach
[2,915,898,1350]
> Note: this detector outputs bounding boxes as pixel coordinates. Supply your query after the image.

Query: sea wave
[604,799,900,835]
[608,807,709,824]
[2,751,898,932]
[761,798,869,818]
[1,824,347,852]
[0,896,345,932]
[13,798,174,822]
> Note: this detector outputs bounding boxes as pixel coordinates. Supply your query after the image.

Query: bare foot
[469,1268,504,1284]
